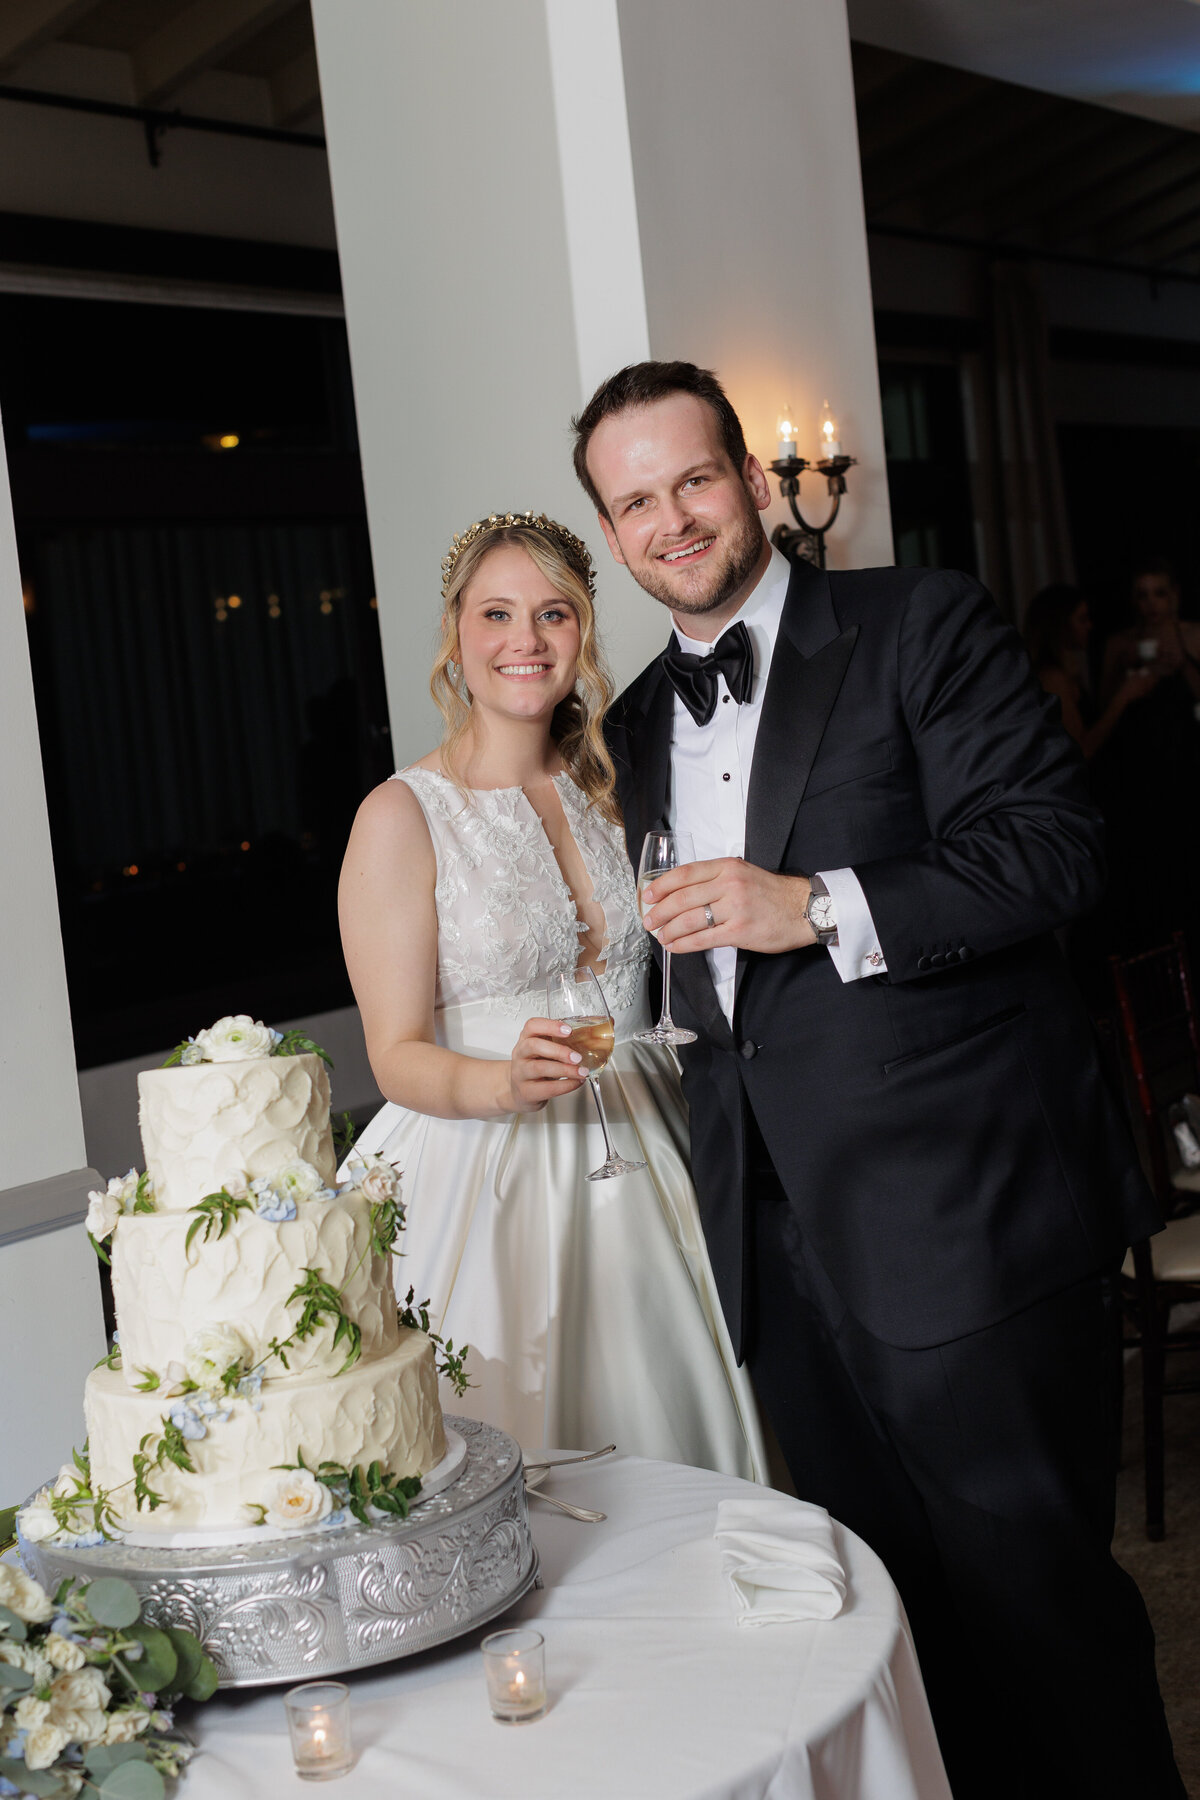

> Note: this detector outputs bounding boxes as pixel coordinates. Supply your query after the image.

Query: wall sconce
[769,398,856,568]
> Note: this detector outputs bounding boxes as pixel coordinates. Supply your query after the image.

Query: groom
[572,361,1182,1799]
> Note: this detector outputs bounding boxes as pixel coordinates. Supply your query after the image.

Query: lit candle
[818,400,842,461]
[284,1681,353,1780]
[776,403,799,463]
[482,1627,547,1723]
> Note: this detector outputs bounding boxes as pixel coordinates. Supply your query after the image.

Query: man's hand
[641,857,816,955]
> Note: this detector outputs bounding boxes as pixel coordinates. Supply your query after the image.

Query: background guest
[1025,582,1154,760]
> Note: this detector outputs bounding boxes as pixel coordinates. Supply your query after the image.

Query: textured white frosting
[84,1331,446,1534]
[111,1196,400,1386]
[138,1054,336,1212]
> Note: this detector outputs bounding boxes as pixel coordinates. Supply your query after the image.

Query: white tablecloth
[186,1456,951,1800]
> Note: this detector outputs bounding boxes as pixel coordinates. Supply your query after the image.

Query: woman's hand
[507,1017,587,1113]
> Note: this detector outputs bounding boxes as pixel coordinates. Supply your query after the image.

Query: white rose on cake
[262,1468,333,1531]
[192,1015,281,1062]
[183,1322,250,1391]
[271,1160,334,1206]
[85,1186,121,1242]
[345,1153,402,1206]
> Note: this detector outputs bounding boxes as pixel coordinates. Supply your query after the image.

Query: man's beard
[630,504,766,618]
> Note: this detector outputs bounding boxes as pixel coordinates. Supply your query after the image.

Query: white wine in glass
[636,831,699,1047]
[546,970,645,1181]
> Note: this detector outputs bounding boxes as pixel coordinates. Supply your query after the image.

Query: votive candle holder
[284,1680,354,1779]
[481,1627,547,1723]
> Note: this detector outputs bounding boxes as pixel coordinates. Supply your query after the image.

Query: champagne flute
[546,969,646,1181]
[636,831,699,1046]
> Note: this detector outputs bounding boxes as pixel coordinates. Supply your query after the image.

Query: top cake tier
[138,1054,336,1212]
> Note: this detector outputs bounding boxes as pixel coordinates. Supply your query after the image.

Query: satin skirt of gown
[348,985,766,1481]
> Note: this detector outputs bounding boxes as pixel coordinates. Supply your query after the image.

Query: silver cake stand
[21,1417,538,1688]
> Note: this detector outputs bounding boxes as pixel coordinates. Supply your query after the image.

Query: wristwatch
[804,873,839,948]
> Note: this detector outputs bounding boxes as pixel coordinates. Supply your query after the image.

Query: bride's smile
[455,543,581,721]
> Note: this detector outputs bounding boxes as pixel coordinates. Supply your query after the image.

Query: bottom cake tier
[84,1330,447,1534]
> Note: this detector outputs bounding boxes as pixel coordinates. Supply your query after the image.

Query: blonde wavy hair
[431,520,621,825]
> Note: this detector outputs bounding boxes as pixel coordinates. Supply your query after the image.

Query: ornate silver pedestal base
[22,1417,536,1688]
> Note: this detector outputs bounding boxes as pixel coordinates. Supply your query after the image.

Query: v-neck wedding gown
[347,766,766,1478]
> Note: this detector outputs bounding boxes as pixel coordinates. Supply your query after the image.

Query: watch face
[810,896,836,932]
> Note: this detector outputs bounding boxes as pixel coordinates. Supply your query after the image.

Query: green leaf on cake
[88,1230,112,1267]
[185,1189,252,1255]
[133,1368,161,1392]
[273,1029,333,1068]
[84,1576,141,1628]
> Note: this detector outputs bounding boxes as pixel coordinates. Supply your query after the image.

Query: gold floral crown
[440,510,595,599]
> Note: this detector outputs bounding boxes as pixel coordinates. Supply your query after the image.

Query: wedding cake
[32,1016,448,1543]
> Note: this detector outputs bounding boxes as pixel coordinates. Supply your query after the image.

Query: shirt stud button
[722,694,730,703]
[722,772,731,781]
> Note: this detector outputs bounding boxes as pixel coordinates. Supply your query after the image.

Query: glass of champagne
[546,969,646,1181]
[635,831,698,1047]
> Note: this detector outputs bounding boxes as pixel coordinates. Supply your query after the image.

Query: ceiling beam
[1099,164,1200,254]
[270,46,319,127]
[0,0,95,74]
[131,0,296,107]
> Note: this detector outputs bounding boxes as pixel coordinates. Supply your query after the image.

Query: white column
[311,0,891,767]
[0,403,106,1500]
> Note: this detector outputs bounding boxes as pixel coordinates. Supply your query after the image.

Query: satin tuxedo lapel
[622,662,732,1049]
[743,562,859,874]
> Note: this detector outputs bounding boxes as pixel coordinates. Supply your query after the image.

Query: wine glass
[635,831,698,1047]
[546,969,646,1181]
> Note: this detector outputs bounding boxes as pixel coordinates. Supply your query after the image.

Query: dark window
[7,293,390,1067]
[879,362,977,574]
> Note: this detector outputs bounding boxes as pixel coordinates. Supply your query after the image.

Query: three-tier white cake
[79,1020,446,1538]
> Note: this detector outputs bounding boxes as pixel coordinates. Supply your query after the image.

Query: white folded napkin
[715,1494,847,1627]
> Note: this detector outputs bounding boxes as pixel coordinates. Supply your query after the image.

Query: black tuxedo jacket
[606,558,1159,1360]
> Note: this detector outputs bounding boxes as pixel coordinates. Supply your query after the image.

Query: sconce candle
[481,1627,547,1723]
[776,403,799,463]
[818,400,842,461]
[284,1681,354,1780]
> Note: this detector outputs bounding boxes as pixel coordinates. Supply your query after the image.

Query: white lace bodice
[395,768,649,1017]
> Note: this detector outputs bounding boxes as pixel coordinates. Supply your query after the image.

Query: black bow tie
[660,620,754,728]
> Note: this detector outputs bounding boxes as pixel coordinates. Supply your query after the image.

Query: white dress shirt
[666,545,886,1021]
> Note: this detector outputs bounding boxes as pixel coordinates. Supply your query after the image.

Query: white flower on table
[14,1694,50,1730]
[261,1468,333,1531]
[24,1721,72,1770]
[192,1015,282,1062]
[47,1666,111,1744]
[183,1322,249,1392]
[0,1564,54,1622]
[103,1709,151,1744]
[44,1634,87,1674]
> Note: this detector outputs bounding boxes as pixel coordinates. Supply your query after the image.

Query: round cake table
[182,1455,951,1800]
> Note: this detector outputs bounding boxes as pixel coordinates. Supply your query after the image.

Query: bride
[339,510,765,1479]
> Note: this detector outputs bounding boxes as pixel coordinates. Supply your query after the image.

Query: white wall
[0,395,106,1495]
[312,0,892,770]
[617,0,894,572]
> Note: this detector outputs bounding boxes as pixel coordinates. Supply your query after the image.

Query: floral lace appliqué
[396,769,648,1016]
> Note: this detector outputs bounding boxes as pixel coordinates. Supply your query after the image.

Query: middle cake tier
[111,1195,399,1386]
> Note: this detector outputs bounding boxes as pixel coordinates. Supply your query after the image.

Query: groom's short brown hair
[571,361,749,520]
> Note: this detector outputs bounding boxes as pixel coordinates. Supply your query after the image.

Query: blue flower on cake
[166,1401,209,1442]
[249,1178,297,1222]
